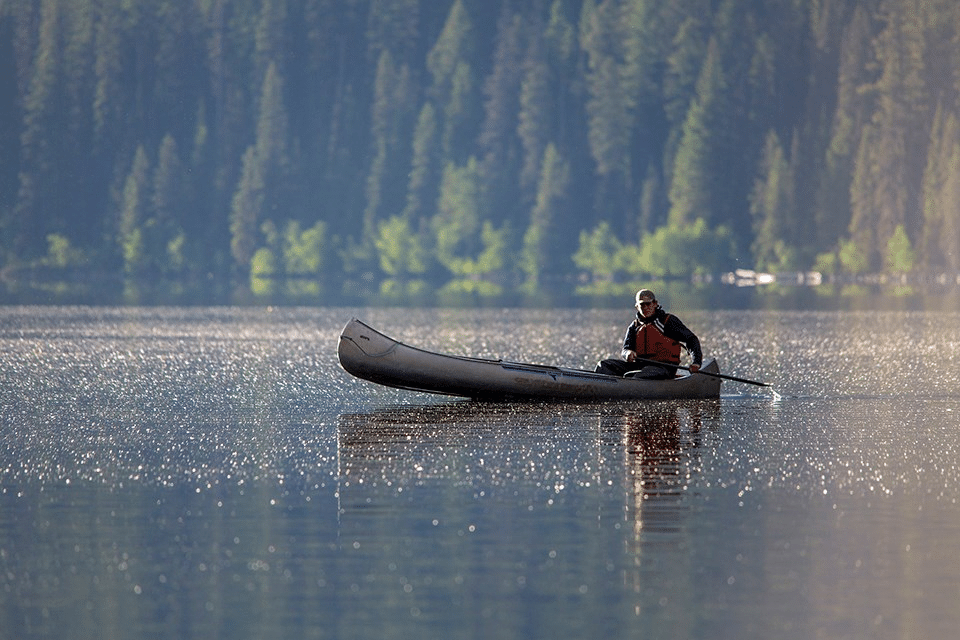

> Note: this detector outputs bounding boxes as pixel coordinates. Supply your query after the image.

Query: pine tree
[402,102,440,223]
[663,11,709,129]
[545,0,575,64]
[517,30,550,195]
[254,62,290,178]
[60,2,98,246]
[847,124,878,272]
[668,38,723,228]
[750,130,797,271]
[254,0,288,93]
[426,0,476,162]
[230,146,264,270]
[922,106,960,272]
[521,143,570,290]
[941,143,960,272]
[152,134,186,273]
[863,0,929,265]
[230,61,289,271]
[152,135,182,228]
[660,3,711,215]
[517,0,575,199]
[366,0,420,65]
[119,146,151,275]
[150,0,202,143]
[14,0,62,259]
[477,7,525,226]
[816,5,873,254]
[92,0,129,152]
[364,50,399,241]
[580,0,633,184]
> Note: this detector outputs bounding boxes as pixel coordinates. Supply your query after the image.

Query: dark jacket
[621,306,703,366]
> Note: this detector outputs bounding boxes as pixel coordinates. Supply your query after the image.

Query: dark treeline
[1,0,959,303]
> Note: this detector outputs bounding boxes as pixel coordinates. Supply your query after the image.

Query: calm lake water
[2,305,960,640]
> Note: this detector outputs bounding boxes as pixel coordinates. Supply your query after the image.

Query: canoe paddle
[632,357,772,388]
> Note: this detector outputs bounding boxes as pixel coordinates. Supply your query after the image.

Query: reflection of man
[595,289,702,379]
[621,405,702,544]
[624,408,683,503]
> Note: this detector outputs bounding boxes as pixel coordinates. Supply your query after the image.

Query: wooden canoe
[337,318,722,401]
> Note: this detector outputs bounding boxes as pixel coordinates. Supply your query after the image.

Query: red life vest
[634,315,681,365]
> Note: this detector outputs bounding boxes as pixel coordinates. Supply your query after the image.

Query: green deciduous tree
[838,236,868,274]
[884,224,914,274]
[283,220,326,276]
[375,214,429,279]
[636,219,735,278]
[43,233,87,269]
[433,157,480,276]
[250,218,326,297]
[250,246,277,296]
[283,219,325,296]
[573,221,624,283]
[433,156,506,282]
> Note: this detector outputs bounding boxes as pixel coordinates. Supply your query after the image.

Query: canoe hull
[337,318,722,401]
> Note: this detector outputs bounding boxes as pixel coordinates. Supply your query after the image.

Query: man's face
[636,297,657,318]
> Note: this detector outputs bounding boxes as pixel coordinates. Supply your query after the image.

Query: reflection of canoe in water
[337,318,722,401]
[336,401,712,489]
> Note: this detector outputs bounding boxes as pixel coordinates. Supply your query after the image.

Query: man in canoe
[595,288,703,379]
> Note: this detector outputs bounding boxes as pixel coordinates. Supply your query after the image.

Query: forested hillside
[1,0,959,302]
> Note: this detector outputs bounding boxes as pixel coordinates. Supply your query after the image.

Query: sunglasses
[637,299,656,307]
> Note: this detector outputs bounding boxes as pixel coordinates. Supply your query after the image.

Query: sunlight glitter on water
[3,306,960,640]
[3,306,960,498]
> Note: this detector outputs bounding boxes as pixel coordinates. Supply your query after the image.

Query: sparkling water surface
[2,306,960,639]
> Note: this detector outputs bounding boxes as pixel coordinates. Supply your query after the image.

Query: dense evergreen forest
[1,0,959,303]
